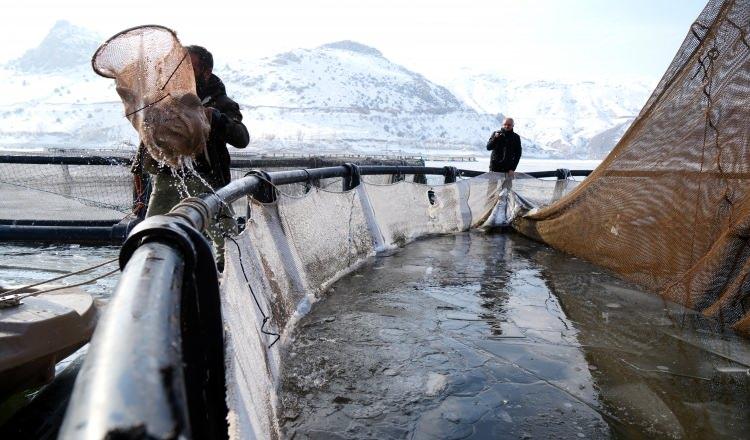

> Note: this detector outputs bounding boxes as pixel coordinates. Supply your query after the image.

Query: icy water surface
[280,232,750,439]
[0,243,120,300]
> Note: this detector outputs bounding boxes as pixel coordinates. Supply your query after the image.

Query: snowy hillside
[434,70,652,158]
[11,20,101,73]
[0,20,135,149]
[0,21,651,158]
[220,41,550,156]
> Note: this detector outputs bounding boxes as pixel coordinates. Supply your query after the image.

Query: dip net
[92,25,209,168]
[514,0,750,335]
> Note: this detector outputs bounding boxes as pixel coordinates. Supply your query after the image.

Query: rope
[225,235,281,348]
[161,51,189,91]
[14,268,120,301]
[1,257,119,297]
[125,93,171,118]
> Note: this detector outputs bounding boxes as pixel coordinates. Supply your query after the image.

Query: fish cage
[53,163,592,439]
[0,150,448,243]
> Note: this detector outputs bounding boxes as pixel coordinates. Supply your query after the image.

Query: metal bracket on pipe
[170,197,212,232]
[392,165,405,183]
[556,168,572,180]
[245,170,277,203]
[342,163,361,191]
[119,215,198,271]
[443,166,459,184]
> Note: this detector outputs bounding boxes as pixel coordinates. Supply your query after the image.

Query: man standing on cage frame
[486,117,522,176]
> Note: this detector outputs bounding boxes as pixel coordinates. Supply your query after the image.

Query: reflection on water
[0,243,120,300]
[280,232,750,439]
[530,243,750,439]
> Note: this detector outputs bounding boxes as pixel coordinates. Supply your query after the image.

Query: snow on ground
[427,158,602,174]
[0,21,651,159]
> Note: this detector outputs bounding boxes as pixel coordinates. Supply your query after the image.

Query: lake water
[0,243,120,300]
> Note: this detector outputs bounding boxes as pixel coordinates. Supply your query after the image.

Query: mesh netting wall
[218,172,575,439]
[0,161,134,221]
[514,0,750,334]
[0,155,425,222]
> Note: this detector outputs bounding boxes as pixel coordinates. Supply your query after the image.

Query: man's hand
[508,170,515,178]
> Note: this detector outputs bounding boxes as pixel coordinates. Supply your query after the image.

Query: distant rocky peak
[11,20,101,73]
[47,20,90,39]
[319,40,383,58]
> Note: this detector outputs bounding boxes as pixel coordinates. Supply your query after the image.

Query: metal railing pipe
[359,165,448,176]
[0,155,131,166]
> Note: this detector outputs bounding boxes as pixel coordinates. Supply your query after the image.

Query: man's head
[186,45,213,86]
[501,117,515,132]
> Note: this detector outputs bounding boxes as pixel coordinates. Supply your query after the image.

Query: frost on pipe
[514,0,750,335]
[219,172,570,438]
[92,25,209,168]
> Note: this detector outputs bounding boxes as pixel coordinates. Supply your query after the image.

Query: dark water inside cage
[280,232,750,440]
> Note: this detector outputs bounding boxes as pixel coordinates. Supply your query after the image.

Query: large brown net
[514,0,750,335]
[92,25,209,167]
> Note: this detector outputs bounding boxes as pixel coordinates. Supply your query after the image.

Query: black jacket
[132,73,249,187]
[486,130,522,172]
[194,74,249,186]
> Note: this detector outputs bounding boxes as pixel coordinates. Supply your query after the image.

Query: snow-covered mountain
[220,41,550,156]
[0,21,651,158]
[434,70,652,158]
[11,20,101,73]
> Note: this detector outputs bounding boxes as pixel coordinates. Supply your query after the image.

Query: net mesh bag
[92,25,209,168]
[514,0,750,335]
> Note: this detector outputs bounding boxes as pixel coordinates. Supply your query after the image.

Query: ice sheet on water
[280,232,750,439]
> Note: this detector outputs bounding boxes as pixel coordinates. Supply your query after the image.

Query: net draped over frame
[514,0,750,335]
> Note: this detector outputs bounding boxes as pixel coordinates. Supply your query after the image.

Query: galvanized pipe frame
[181,165,458,230]
[0,154,590,243]
[60,164,590,439]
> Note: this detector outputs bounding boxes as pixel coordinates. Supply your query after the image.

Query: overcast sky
[3,0,707,82]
